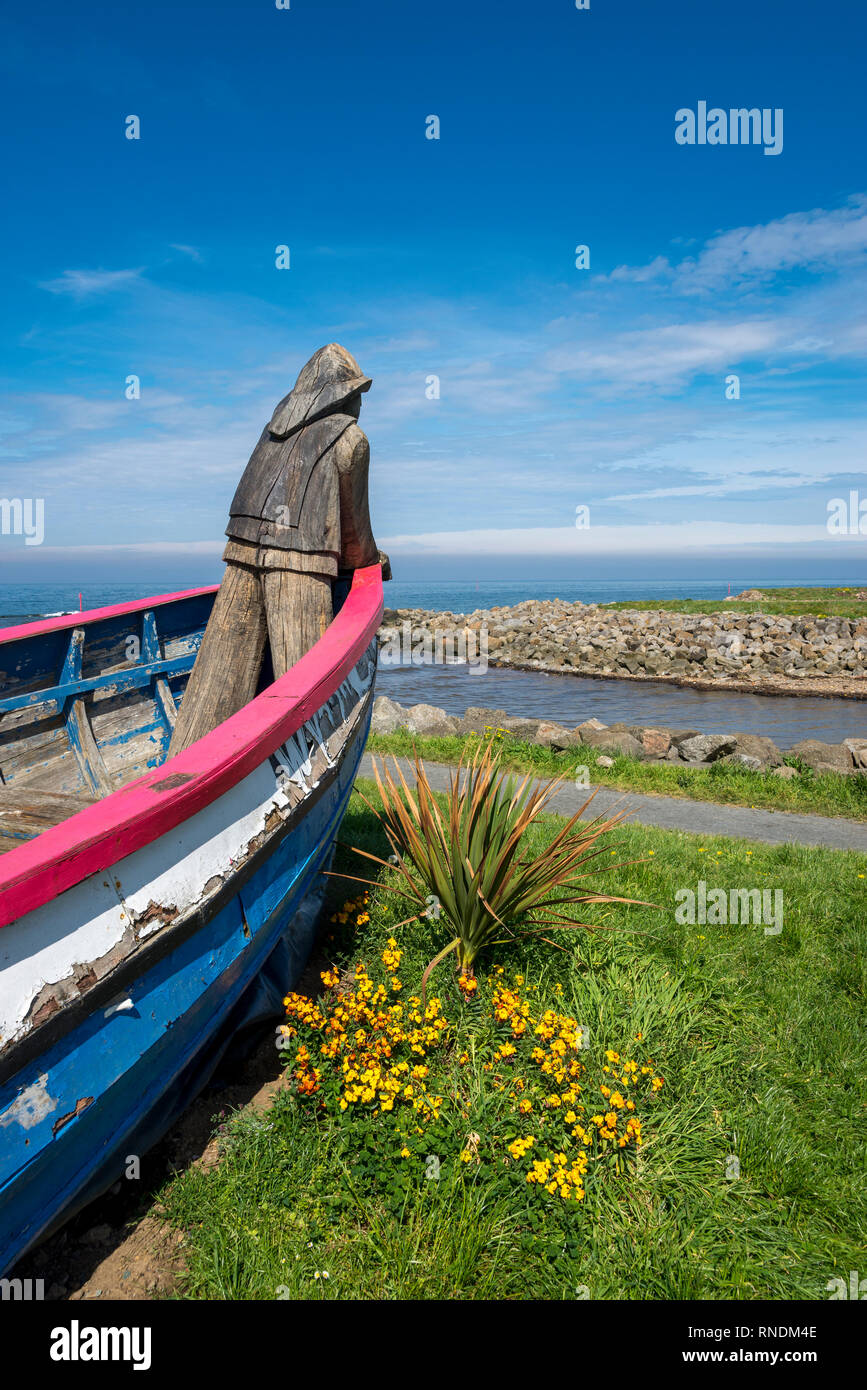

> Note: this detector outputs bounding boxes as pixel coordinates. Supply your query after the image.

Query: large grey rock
[676,733,737,763]
[579,728,644,759]
[788,740,855,775]
[843,737,867,769]
[370,695,409,735]
[457,706,509,734]
[728,732,783,768]
[629,726,672,757]
[670,730,701,746]
[404,703,459,738]
[497,715,543,741]
[534,720,581,751]
[574,718,607,734]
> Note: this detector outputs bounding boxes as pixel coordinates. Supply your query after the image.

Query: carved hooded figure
[168,344,380,756]
[224,343,378,576]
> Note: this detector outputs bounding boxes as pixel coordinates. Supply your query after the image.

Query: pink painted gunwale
[0,586,219,646]
[0,566,383,928]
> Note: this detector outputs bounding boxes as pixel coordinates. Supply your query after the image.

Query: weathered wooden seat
[0,788,98,855]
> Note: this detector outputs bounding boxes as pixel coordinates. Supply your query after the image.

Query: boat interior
[0,571,361,861]
[0,592,221,858]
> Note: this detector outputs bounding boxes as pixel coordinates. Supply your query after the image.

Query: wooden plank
[0,788,97,854]
[0,653,196,717]
[261,569,332,673]
[0,788,97,815]
[61,628,85,683]
[168,559,268,757]
[66,699,114,797]
[142,610,177,733]
[155,679,177,730]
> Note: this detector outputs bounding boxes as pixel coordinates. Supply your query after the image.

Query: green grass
[161,783,867,1300]
[367,730,867,822]
[603,585,866,619]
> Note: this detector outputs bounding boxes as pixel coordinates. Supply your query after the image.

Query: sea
[0,575,858,625]
[2,577,863,748]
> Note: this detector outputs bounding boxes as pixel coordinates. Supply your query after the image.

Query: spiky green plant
[345,738,657,993]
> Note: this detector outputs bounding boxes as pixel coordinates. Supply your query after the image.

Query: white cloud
[592,197,867,297]
[597,255,673,285]
[379,521,845,556]
[38,267,144,298]
[546,318,782,389]
[674,198,867,294]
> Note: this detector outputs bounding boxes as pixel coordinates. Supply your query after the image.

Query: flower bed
[278,895,664,1211]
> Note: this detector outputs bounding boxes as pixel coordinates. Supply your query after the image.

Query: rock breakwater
[380,600,867,697]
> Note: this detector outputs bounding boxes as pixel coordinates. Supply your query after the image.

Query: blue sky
[1,0,865,583]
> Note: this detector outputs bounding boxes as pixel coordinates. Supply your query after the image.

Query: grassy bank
[161,784,867,1300]
[367,730,867,822]
[603,585,866,619]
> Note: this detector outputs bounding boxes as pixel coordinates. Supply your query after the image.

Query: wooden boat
[0,563,382,1272]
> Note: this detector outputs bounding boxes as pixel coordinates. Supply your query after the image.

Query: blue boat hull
[0,694,371,1274]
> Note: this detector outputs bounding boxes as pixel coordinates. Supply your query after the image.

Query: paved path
[357,754,867,853]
